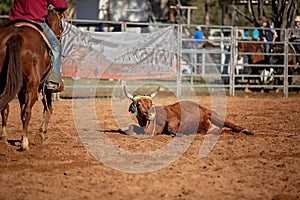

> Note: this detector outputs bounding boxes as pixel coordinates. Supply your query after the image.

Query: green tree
[181,0,300,27]
[0,0,13,15]
[231,0,300,40]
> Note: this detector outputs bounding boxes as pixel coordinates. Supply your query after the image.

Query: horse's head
[47,6,65,40]
[269,44,297,68]
[237,42,244,60]
[123,85,160,127]
[237,41,265,63]
[269,46,280,65]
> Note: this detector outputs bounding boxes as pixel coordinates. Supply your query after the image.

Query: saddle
[5,19,63,92]
[5,19,51,49]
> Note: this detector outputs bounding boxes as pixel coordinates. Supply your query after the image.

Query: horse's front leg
[35,89,52,145]
[260,78,265,93]
[259,69,266,93]
[244,72,252,93]
[0,104,9,142]
[272,68,283,93]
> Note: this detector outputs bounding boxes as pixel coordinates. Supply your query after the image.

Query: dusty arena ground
[0,92,299,200]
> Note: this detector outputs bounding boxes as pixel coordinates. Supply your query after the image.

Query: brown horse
[269,43,298,86]
[237,40,270,92]
[0,8,64,150]
[0,18,9,27]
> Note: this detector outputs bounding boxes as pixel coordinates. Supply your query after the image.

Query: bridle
[54,12,63,39]
[47,7,72,40]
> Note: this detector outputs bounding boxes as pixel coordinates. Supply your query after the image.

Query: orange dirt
[0,94,299,200]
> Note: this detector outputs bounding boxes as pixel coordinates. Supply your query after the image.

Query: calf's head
[123,85,160,127]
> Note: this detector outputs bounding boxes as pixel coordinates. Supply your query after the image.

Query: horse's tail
[0,35,23,111]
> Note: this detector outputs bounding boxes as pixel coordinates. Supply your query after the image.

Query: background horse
[237,40,270,92]
[0,8,64,150]
[269,43,298,87]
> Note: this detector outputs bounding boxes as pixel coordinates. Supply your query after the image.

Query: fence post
[229,26,236,96]
[176,24,182,97]
[284,29,289,97]
[121,22,125,31]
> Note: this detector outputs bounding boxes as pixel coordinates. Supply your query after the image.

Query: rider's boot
[46,72,64,93]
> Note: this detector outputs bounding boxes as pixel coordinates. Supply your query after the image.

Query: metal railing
[2,16,298,97]
[179,24,300,97]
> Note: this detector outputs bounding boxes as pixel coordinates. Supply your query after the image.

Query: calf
[123,86,253,136]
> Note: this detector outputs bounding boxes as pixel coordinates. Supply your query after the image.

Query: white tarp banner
[61,23,177,79]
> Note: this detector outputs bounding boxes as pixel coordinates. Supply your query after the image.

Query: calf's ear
[129,102,137,113]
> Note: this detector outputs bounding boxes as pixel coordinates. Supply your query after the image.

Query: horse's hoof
[244,88,252,93]
[34,133,45,145]
[20,137,29,151]
[20,145,29,151]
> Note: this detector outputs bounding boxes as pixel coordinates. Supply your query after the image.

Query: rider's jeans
[265,43,271,59]
[38,22,61,83]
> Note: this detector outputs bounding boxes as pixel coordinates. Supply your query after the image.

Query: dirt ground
[0,92,299,200]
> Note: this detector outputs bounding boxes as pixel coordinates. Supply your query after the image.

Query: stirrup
[46,81,58,90]
[46,80,64,93]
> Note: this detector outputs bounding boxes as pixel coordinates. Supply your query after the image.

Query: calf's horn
[123,85,134,100]
[123,85,160,100]
[149,87,160,98]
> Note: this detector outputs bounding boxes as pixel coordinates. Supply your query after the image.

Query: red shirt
[9,0,68,22]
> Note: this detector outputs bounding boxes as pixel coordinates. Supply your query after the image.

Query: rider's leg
[38,22,62,87]
[296,43,300,64]
[265,43,270,62]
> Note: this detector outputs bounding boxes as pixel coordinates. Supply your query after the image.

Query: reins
[47,8,71,40]
[61,13,72,36]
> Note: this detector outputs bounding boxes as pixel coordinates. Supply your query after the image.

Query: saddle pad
[14,22,51,49]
